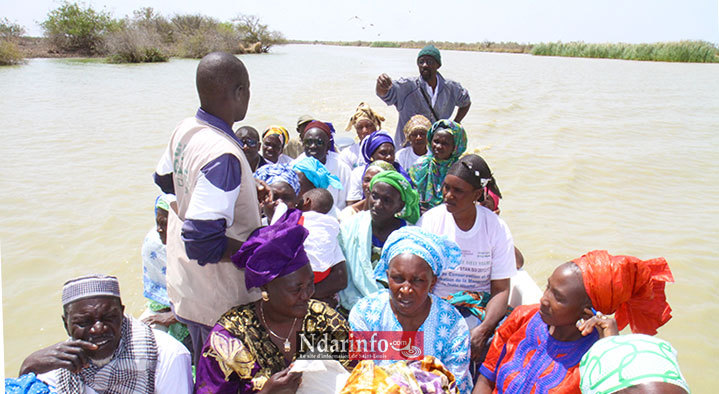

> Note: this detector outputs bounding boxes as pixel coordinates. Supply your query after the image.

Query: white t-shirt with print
[418,204,517,297]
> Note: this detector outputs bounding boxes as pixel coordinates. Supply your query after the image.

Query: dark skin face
[262,134,283,163]
[417,55,440,83]
[302,128,330,163]
[361,168,382,198]
[371,142,395,163]
[442,174,484,216]
[261,181,299,219]
[431,130,455,160]
[237,128,260,163]
[233,73,250,122]
[387,254,437,327]
[408,128,428,155]
[261,264,315,320]
[369,182,404,226]
[539,263,593,341]
[63,297,125,361]
[354,118,377,141]
[296,172,315,198]
[155,208,168,245]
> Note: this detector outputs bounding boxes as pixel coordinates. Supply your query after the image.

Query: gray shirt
[378,72,471,146]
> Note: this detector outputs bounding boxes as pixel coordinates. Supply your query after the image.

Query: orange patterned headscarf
[346,102,385,131]
[572,250,674,335]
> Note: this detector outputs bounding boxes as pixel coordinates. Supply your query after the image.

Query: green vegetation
[0,40,23,65]
[531,41,719,63]
[295,39,719,63]
[41,2,120,54]
[38,3,285,62]
[0,18,25,65]
[370,41,400,48]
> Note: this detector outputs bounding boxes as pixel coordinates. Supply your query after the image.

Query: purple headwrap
[231,209,310,289]
[361,130,394,164]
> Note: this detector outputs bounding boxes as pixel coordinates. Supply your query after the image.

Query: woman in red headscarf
[473,250,674,394]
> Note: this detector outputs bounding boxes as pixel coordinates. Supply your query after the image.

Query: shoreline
[15,37,719,64]
[290,39,719,63]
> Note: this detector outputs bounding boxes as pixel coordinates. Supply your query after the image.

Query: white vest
[165,117,262,326]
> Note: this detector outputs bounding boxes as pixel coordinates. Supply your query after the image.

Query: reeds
[531,41,719,63]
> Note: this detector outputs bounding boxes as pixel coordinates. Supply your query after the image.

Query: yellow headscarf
[262,125,290,147]
[402,114,432,140]
[345,102,385,131]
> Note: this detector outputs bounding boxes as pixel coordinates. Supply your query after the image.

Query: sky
[2,0,718,44]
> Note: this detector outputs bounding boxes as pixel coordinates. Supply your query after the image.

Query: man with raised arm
[376,44,471,146]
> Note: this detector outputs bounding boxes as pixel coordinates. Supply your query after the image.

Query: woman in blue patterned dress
[349,226,473,393]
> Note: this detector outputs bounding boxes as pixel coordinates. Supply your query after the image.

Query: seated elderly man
[19,274,193,394]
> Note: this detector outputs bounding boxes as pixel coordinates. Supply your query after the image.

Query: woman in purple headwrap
[346,130,412,205]
[195,209,351,394]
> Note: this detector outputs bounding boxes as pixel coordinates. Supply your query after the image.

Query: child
[298,188,347,307]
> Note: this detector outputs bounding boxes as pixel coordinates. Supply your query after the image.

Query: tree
[41,2,119,54]
[0,18,25,41]
[232,14,285,53]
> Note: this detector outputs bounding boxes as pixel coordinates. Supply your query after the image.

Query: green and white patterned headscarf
[579,334,689,394]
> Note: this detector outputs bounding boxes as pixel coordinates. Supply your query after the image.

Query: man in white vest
[153,52,263,363]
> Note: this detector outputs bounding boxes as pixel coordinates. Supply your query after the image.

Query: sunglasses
[303,138,325,147]
[240,138,258,148]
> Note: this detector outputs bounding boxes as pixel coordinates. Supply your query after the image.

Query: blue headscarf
[254,164,301,195]
[361,130,395,164]
[292,156,343,190]
[374,227,461,281]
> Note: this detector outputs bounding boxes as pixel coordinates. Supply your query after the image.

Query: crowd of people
[9,46,690,394]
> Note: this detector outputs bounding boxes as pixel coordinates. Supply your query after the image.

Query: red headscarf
[572,250,674,335]
[304,120,333,139]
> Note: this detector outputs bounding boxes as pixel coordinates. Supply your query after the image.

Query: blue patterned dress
[349,290,473,393]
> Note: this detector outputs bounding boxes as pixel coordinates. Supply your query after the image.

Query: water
[1,44,717,389]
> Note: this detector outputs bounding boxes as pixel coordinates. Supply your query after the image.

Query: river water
[1,44,717,389]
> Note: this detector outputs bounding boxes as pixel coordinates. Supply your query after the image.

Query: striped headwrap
[262,125,290,147]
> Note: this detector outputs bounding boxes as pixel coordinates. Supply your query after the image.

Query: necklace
[259,302,298,352]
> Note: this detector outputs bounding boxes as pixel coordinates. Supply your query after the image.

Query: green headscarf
[408,119,467,210]
[369,171,420,224]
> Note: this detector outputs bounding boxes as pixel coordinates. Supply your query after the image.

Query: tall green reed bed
[531,41,719,63]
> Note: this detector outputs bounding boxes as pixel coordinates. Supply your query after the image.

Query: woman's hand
[259,366,302,394]
[470,325,492,362]
[576,308,619,338]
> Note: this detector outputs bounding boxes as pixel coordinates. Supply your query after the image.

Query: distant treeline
[0,2,286,65]
[291,39,719,63]
[289,39,532,54]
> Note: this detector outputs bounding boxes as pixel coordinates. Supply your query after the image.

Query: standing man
[376,44,471,146]
[153,52,263,363]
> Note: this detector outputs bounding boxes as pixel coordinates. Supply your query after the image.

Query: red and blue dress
[480,305,598,394]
